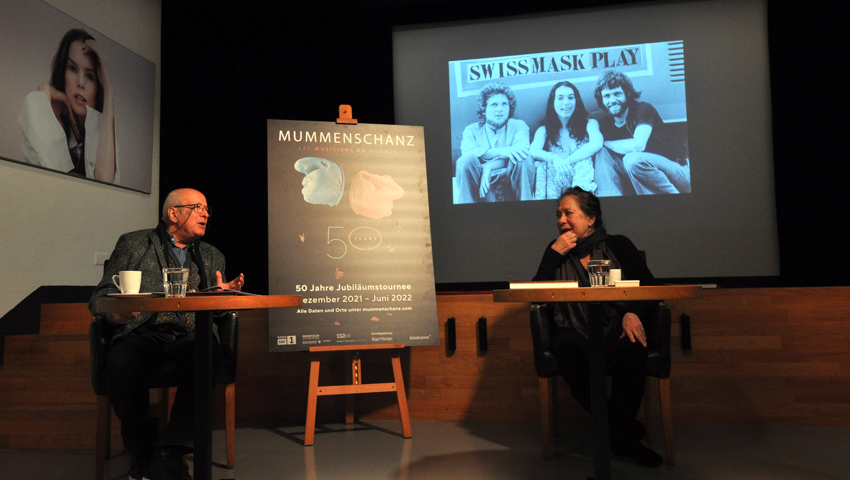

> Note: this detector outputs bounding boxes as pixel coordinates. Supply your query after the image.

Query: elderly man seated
[89,188,244,480]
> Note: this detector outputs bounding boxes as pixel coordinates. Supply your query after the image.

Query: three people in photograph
[17,28,119,183]
[454,70,690,203]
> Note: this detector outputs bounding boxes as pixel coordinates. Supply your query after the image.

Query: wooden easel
[302,106,410,445]
[337,104,358,125]
[304,343,412,446]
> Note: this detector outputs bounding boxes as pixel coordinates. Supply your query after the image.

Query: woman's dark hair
[542,81,589,149]
[49,29,103,112]
[559,186,603,230]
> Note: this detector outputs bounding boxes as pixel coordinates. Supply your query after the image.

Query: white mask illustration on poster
[294,157,345,206]
[349,171,405,219]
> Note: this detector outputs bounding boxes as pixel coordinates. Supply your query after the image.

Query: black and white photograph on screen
[449,41,689,204]
[0,0,155,193]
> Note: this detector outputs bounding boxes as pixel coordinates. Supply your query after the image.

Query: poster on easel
[267,119,439,352]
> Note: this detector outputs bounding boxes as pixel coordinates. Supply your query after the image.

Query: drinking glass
[587,260,610,287]
[162,268,189,297]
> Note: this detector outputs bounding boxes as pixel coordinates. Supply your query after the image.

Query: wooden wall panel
[0,304,123,451]
[2,287,849,450]
[666,287,850,426]
[37,303,90,334]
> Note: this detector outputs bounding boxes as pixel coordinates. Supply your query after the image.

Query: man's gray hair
[161,189,186,221]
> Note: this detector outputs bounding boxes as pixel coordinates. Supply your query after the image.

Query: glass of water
[587,259,610,287]
[162,267,189,297]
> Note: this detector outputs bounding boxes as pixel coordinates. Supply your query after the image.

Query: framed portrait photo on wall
[0,0,155,193]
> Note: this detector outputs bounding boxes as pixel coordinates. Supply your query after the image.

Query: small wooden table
[493,286,701,480]
[95,294,301,480]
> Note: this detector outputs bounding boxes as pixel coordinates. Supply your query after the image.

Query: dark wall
[161,0,850,293]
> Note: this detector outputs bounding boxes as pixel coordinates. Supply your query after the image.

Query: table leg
[588,302,611,480]
[194,311,214,480]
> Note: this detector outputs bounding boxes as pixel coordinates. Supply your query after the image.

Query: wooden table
[493,286,702,480]
[95,294,301,480]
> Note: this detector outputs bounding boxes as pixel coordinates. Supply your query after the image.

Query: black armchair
[530,301,674,464]
[89,311,239,480]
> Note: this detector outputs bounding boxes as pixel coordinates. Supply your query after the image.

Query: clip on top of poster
[336,104,358,125]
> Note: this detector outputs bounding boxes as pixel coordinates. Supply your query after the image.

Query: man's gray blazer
[88,226,228,341]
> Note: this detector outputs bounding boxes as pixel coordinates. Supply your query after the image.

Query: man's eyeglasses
[173,204,212,215]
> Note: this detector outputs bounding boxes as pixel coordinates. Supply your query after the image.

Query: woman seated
[532,186,662,467]
[530,81,602,198]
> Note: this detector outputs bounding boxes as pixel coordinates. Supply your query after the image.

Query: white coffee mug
[112,270,142,294]
[609,269,622,284]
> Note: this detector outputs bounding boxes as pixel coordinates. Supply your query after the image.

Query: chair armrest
[530,304,561,378]
[89,316,117,396]
[645,301,671,379]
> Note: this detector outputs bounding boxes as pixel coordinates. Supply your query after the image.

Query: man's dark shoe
[631,420,647,441]
[611,440,663,468]
[146,447,192,480]
[609,419,646,443]
[129,446,152,480]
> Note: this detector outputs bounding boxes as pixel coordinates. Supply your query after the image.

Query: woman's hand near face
[37,82,81,141]
[84,40,111,94]
[551,230,577,254]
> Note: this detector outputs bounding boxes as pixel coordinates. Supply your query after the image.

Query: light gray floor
[2,421,849,480]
